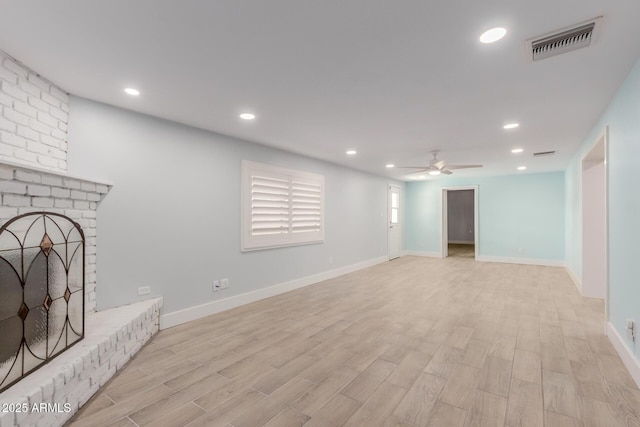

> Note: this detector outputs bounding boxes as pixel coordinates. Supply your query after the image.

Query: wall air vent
[527,17,602,62]
[533,150,556,157]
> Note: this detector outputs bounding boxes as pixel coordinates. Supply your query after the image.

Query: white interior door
[388,185,401,260]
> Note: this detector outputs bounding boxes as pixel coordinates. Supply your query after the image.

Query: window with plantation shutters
[242,161,324,251]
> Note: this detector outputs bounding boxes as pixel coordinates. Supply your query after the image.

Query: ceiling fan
[397,150,482,176]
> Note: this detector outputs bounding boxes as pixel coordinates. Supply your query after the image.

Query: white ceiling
[1,1,639,181]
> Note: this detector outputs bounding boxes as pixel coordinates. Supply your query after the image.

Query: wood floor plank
[446,326,475,349]
[516,328,541,354]
[303,393,362,427]
[146,402,205,427]
[342,381,408,427]
[63,256,640,427]
[73,394,115,420]
[252,354,318,394]
[386,350,432,389]
[512,349,541,384]
[505,378,543,427]
[578,395,624,427]
[341,358,397,402]
[539,325,564,346]
[264,407,310,427]
[424,344,463,378]
[542,370,581,419]
[488,334,516,361]
[438,364,482,410]
[393,372,446,425]
[381,415,417,427]
[459,338,490,369]
[478,356,512,398]
[230,376,315,427]
[299,347,353,383]
[291,368,358,416]
[107,418,137,427]
[67,384,173,427]
[129,371,229,425]
[569,359,613,402]
[595,354,638,389]
[544,411,584,427]
[541,342,572,375]
[606,383,640,426]
[424,401,468,427]
[185,388,265,427]
[463,389,507,427]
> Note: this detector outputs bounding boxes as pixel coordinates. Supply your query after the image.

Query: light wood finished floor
[447,244,475,259]
[67,256,640,427]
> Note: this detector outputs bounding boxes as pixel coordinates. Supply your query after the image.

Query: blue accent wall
[406,172,565,261]
[566,57,640,360]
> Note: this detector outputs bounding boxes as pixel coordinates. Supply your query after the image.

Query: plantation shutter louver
[242,161,324,251]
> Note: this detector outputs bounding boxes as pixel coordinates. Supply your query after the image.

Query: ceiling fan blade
[445,164,483,170]
[395,166,431,169]
[441,170,453,175]
[434,160,446,169]
[408,169,431,175]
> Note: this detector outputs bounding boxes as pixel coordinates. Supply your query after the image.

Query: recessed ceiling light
[346,150,357,155]
[386,164,395,168]
[429,170,441,176]
[517,166,527,171]
[511,148,524,153]
[504,123,520,129]
[480,27,507,44]
[239,113,256,120]
[124,88,140,96]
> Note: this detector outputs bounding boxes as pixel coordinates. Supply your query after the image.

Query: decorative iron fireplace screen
[0,212,84,393]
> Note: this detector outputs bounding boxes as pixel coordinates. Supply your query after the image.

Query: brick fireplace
[1,52,162,426]
[0,161,162,426]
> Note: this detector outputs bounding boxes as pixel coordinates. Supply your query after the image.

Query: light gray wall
[406,173,565,261]
[566,56,640,367]
[447,189,474,244]
[67,97,401,314]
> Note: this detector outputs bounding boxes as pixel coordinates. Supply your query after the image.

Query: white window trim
[241,160,325,251]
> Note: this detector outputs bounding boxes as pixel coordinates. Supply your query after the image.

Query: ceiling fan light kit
[397,150,482,177]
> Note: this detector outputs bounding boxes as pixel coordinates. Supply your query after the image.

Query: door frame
[441,186,479,259]
[387,184,402,260]
[581,126,609,333]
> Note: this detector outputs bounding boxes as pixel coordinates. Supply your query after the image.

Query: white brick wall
[0,161,111,313]
[0,298,162,427]
[0,51,68,172]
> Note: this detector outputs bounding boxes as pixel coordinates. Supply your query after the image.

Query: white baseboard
[607,322,640,389]
[448,240,474,245]
[565,266,583,294]
[403,250,443,258]
[160,256,388,329]
[476,255,565,267]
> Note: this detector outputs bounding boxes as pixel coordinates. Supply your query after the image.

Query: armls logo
[30,403,73,413]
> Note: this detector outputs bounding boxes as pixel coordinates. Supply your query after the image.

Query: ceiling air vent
[533,150,556,157]
[527,17,602,62]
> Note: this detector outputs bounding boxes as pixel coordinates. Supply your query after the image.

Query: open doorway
[441,186,478,259]
[581,127,609,328]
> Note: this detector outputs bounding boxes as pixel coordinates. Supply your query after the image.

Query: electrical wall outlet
[220,278,229,289]
[626,319,635,341]
[213,280,220,292]
[137,286,151,296]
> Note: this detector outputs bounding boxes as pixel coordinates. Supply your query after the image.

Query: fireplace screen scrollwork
[0,212,84,393]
